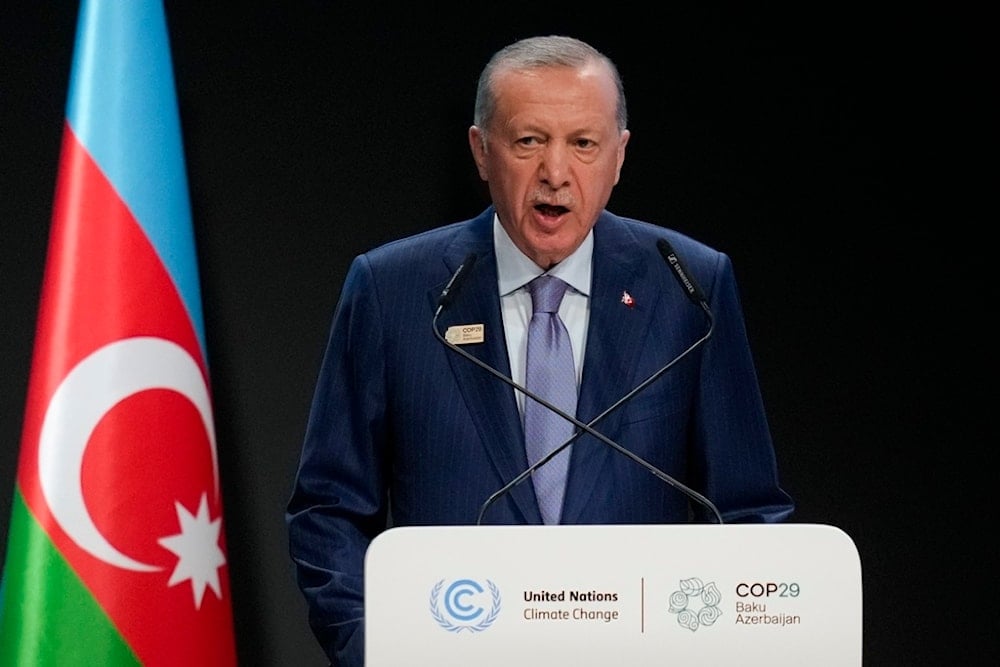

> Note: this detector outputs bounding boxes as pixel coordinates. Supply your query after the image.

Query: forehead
[491,63,618,130]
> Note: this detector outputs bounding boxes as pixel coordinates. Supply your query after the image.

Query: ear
[613,129,630,185]
[468,125,489,181]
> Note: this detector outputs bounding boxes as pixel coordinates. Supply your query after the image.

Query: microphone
[435,253,478,313]
[431,242,723,525]
[657,238,707,306]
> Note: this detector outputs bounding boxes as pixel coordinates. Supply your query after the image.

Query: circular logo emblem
[668,577,723,631]
[429,578,501,633]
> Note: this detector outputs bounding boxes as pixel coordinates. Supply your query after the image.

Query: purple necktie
[524,275,577,524]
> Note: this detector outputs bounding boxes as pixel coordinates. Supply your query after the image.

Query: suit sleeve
[694,251,794,523]
[286,254,389,666]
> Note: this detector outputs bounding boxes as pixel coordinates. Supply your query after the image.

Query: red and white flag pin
[621,291,635,308]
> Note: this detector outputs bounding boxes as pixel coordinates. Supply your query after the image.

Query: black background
[1,3,990,665]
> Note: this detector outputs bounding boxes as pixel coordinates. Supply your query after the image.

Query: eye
[574,138,597,149]
[517,136,542,147]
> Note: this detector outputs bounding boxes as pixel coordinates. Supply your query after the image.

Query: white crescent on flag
[37,336,218,571]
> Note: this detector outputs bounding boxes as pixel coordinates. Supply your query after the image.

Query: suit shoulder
[357,208,493,268]
[366,219,466,261]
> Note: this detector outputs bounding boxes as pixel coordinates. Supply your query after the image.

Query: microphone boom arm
[431,245,724,526]
[432,303,721,525]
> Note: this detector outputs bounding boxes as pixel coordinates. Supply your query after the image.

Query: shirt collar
[493,214,593,297]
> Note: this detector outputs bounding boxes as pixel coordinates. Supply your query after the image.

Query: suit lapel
[430,214,541,523]
[561,215,660,523]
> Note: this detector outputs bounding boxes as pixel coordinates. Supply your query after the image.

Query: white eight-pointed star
[158,493,226,608]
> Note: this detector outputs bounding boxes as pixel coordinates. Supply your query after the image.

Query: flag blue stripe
[65,0,207,355]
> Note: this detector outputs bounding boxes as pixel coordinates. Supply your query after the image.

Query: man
[287,35,794,665]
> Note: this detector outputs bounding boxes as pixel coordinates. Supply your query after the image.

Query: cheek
[492,159,535,191]
[585,163,623,196]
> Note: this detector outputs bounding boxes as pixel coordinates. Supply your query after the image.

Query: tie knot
[528,275,569,314]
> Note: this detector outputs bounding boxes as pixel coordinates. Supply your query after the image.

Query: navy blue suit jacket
[287,207,794,664]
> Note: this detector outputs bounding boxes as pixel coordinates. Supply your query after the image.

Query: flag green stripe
[0,488,140,666]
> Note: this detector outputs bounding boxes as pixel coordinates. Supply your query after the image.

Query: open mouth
[535,203,569,217]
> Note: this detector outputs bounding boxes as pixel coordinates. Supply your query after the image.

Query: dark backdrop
[1,3,989,665]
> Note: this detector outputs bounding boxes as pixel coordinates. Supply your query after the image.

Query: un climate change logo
[668,577,722,632]
[430,578,501,633]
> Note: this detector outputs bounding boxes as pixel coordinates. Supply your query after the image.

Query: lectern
[365,523,861,666]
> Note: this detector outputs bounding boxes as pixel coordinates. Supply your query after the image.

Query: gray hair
[473,35,628,134]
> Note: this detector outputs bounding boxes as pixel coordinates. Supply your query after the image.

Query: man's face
[469,63,630,269]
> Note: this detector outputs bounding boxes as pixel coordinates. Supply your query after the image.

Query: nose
[537,144,570,189]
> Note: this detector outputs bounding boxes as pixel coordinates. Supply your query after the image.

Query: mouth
[534,203,569,218]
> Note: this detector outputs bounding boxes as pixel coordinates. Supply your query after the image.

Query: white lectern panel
[365,523,861,666]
